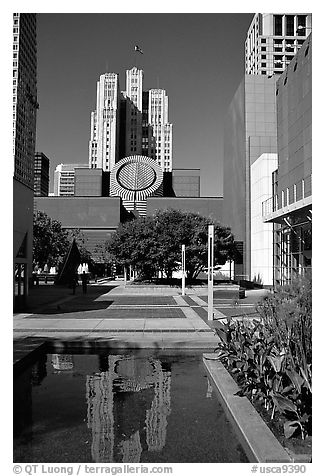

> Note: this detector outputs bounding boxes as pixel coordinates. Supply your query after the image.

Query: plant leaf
[283,420,301,439]
[286,369,304,393]
[272,393,298,414]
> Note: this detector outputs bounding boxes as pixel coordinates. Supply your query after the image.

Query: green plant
[214,275,312,440]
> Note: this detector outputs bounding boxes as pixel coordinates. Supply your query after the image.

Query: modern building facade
[74,168,110,197]
[34,196,123,262]
[88,67,173,173]
[262,35,312,285]
[250,153,278,285]
[34,152,49,196]
[171,169,200,197]
[13,13,37,309]
[53,163,88,196]
[223,74,277,281]
[246,13,312,77]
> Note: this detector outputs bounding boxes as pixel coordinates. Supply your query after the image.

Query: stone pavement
[13,281,269,362]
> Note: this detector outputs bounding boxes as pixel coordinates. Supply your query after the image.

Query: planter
[203,353,295,463]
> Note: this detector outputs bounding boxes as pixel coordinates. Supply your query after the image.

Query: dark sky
[36,13,253,196]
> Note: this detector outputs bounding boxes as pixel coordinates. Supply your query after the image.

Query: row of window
[274,14,307,37]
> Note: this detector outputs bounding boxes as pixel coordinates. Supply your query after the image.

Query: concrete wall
[172,169,200,197]
[223,79,246,243]
[13,178,34,307]
[74,168,103,196]
[35,196,122,260]
[35,197,122,229]
[223,75,277,279]
[250,153,278,285]
[276,35,312,205]
[13,178,34,270]
[147,197,224,223]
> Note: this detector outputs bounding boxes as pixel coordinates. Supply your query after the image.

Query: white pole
[208,224,214,320]
[124,266,127,285]
[181,244,186,296]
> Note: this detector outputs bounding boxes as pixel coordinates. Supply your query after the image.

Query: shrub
[214,275,312,439]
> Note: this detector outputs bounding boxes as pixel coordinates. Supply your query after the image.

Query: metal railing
[262,174,312,218]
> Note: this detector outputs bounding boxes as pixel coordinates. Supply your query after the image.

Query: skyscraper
[88,67,173,172]
[13,13,37,309]
[245,13,311,77]
[89,73,120,171]
[13,13,37,188]
[148,89,173,171]
[123,67,144,157]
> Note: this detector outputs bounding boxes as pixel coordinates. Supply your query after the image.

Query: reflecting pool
[14,350,248,463]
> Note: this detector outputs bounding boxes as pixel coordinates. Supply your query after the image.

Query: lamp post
[207,225,214,321]
[181,244,185,296]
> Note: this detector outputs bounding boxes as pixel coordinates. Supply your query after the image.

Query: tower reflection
[86,355,171,463]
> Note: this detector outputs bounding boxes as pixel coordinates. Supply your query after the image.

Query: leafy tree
[105,208,235,281]
[106,217,159,279]
[33,211,71,269]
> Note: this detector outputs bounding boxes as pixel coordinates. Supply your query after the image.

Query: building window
[297,15,306,36]
[274,15,283,36]
[285,15,294,36]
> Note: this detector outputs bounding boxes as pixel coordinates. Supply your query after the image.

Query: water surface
[14,350,247,463]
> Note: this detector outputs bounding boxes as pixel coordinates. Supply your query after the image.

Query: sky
[36,12,254,196]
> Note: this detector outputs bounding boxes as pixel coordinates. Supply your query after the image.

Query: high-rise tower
[148,89,173,172]
[124,67,144,156]
[89,73,120,171]
[245,13,311,76]
[88,67,173,172]
[13,13,37,309]
[13,13,37,187]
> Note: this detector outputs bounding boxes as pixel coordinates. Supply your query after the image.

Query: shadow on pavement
[23,285,118,315]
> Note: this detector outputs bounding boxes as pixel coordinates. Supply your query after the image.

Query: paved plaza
[13,281,268,363]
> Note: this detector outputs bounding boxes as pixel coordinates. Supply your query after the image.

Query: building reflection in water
[206,378,213,399]
[14,354,48,438]
[86,355,171,463]
[51,354,74,372]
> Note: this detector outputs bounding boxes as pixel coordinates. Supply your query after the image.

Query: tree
[106,217,159,279]
[33,211,71,269]
[105,208,235,281]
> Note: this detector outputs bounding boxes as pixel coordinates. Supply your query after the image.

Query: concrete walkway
[13,282,219,355]
[13,281,268,361]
